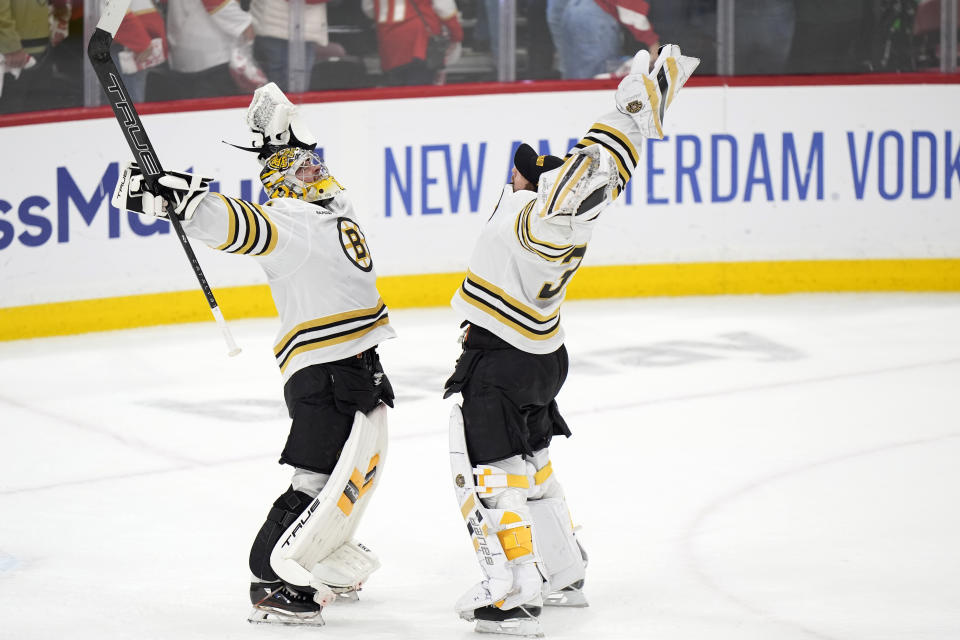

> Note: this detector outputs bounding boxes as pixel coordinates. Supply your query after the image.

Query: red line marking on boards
[1,73,957,129]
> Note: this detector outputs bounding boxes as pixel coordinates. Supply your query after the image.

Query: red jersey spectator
[113,0,168,102]
[547,0,658,78]
[362,0,463,85]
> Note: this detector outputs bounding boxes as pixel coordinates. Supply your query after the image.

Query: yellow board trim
[2,259,960,342]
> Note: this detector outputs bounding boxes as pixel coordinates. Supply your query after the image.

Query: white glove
[112,163,213,221]
[615,44,700,139]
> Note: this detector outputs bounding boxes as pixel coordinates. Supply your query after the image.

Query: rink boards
[1,78,959,339]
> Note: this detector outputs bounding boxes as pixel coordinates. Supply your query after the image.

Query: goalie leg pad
[269,404,388,595]
[529,498,586,595]
[523,449,588,601]
[450,405,542,615]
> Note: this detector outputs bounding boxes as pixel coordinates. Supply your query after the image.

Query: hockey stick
[87,0,241,357]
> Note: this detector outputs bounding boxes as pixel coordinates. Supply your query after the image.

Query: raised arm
[112,163,280,258]
[538,45,700,224]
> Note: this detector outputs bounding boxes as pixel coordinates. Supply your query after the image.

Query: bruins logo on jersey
[338,217,373,272]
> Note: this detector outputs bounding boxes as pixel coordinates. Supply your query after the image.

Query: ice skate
[543,579,588,608]
[331,588,360,603]
[247,581,325,626]
[472,603,544,638]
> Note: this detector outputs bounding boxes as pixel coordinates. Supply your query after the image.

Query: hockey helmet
[259,147,344,203]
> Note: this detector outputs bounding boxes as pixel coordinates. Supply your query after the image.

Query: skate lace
[280,585,313,602]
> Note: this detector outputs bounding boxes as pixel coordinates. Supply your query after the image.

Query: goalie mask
[259,147,344,202]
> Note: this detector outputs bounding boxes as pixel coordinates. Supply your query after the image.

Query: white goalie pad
[270,404,388,598]
[246,82,318,150]
[529,498,585,594]
[449,405,539,614]
[537,144,618,223]
[312,539,380,592]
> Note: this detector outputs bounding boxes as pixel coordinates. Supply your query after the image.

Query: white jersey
[184,192,396,383]
[451,109,644,354]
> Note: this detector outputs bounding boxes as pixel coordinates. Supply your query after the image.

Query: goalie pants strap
[249,486,315,583]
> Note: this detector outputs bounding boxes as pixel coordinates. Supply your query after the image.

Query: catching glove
[112,162,213,221]
[615,44,700,139]
[246,82,317,151]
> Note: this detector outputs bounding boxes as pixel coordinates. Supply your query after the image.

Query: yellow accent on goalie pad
[500,512,522,525]
[534,461,553,485]
[337,456,379,516]
[460,493,477,520]
[497,521,534,561]
[475,467,531,493]
[271,405,387,591]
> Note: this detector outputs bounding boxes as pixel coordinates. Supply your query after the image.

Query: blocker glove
[615,44,700,139]
[112,162,213,221]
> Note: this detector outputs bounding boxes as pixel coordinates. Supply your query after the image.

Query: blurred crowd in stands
[0,0,956,114]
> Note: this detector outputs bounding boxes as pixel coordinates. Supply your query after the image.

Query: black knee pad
[249,486,315,582]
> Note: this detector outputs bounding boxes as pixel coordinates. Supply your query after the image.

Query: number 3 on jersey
[538,245,587,299]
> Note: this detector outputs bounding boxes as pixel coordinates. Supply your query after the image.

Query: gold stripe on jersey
[459,271,560,341]
[515,200,576,261]
[259,204,279,255]
[214,194,239,251]
[278,315,390,374]
[591,122,639,165]
[237,199,260,254]
[212,194,278,256]
[274,300,390,373]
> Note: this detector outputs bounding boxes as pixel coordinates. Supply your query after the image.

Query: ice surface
[1,294,959,639]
